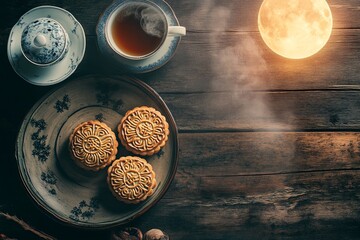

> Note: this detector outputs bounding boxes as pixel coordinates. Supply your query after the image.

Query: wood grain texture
[125,132,360,239]
[2,132,359,239]
[2,0,360,35]
[1,0,360,239]
[55,30,360,92]
[6,75,360,133]
[177,132,360,176]
[3,32,360,93]
[162,90,360,131]
[146,171,360,239]
[2,2,360,92]
[143,29,360,92]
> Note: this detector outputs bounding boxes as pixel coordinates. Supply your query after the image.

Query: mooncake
[107,156,156,204]
[118,106,169,156]
[69,120,118,171]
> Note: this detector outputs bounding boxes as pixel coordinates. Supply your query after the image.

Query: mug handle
[168,26,186,37]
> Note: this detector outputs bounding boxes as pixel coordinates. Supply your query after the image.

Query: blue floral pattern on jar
[21,18,68,65]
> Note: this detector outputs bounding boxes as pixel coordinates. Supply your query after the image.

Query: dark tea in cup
[106,3,167,59]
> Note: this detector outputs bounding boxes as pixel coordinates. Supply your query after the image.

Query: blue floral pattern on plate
[70,198,100,221]
[30,119,50,163]
[15,76,179,228]
[41,170,57,195]
[54,94,71,113]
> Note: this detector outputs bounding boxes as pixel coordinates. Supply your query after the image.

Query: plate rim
[15,75,179,229]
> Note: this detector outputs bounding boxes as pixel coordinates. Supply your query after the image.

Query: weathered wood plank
[162,90,360,131]
[150,132,359,239]
[142,29,360,92]
[137,170,360,240]
[2,9,360,93]
[3,30,360,93]
[1,0,360,240]
[167,0,360,31]
[177,132,360,176]
[3,132,360,239]
[3,79,360,132]
[15,170,359,239]
[66,30,360,92]
[0,0,111,35]
[2,0,360,36]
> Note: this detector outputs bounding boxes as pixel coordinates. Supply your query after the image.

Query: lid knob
[34,34,47,47]
[21,18,68,65]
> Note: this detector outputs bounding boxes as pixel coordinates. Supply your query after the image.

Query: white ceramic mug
[105,0,186,60]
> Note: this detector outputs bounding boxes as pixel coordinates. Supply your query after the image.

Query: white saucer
[96,0,182,73]
[7,6,86,86]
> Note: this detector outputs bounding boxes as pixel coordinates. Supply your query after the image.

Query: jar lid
[21,18,67,65]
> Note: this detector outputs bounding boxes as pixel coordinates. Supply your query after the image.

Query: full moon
[258,0,333,59]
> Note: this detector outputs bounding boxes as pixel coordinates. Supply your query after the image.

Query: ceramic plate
[15,76,178,228]
[96,0,181,73]
[7,6,86,86]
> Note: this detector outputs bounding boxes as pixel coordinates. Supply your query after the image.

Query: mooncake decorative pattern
[107,156,156,204]
[69,120,118,171]
[118,106,169,156]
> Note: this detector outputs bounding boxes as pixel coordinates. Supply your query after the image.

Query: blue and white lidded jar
[21,17,69,66]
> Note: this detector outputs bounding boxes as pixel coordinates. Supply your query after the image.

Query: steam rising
[138,7,165,38]
[189,0,295,130]
[123,4,165,38]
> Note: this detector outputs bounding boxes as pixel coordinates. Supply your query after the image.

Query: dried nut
[111,227,143,240]
[144,229,169,240]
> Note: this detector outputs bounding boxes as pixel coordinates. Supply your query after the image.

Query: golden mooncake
[107,156,156,204]
[118,106,169,156]
[69,120,118,171]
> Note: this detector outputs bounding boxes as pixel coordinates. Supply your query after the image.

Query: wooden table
[1,0,360,239]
